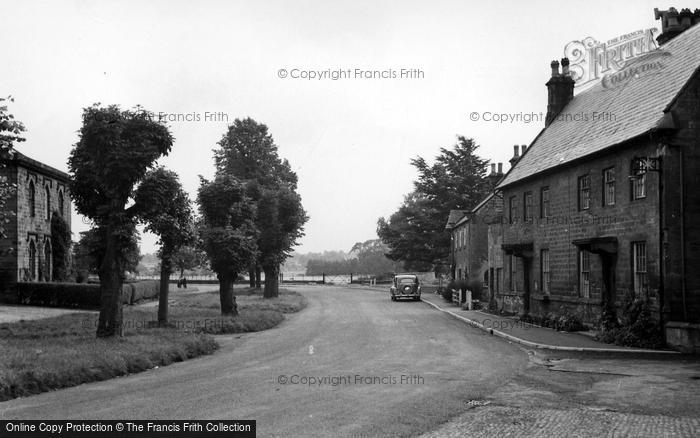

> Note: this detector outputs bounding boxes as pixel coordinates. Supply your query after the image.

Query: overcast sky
[1,0,666,254]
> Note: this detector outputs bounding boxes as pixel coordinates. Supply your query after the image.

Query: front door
[600,253,617,309]
[522,257,532,315]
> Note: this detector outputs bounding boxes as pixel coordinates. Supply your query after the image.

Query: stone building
[0,150,71,300]
[446,163,505,300]
[495,11,700,350]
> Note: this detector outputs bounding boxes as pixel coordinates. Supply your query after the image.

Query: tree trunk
[263,264,279,298]
[158,255,172,325]
[248,268,256,288]
[219,274,238,316]
[255,266,261,289]
[97,227,123,338]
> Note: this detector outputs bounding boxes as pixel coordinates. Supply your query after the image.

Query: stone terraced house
[495,10,700,351]
[0,150,71,301]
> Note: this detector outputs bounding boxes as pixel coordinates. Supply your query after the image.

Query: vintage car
[390,274,421,301]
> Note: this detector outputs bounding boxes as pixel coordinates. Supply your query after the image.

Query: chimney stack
[509,145,520,167]
[655,8,700,45]
[521,145,527,156]
[487,162,505,190]
[545,58,575,127]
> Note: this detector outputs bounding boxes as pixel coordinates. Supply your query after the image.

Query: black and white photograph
[1,1,700,437]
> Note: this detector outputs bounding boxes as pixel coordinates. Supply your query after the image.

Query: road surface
[0,285,529,437]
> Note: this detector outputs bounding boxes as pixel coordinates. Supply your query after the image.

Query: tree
[257,186,307,297]
[72,226,141,281]
[134,167,194,325]
[68,105,172,337]
[172,245,207,278]
[350,239,403,276]
[377,137,489,272]
[198,173,258,315]
[213,118,307,298]
[50,213,72,281]
[0,96,25,241]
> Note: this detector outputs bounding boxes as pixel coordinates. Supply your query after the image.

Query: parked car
[390,274,421,301]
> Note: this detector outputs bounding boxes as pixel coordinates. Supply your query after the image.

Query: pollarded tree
[213,118,306,297]
[69,105,173,337]
[257,186,307,298]
[198,173,258,315]
[134,167,195,325]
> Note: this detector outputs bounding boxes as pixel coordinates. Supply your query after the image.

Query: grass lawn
[165,287,308,334]
[0,286,306,401]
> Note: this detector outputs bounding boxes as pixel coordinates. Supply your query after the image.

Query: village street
[1,286,699,437]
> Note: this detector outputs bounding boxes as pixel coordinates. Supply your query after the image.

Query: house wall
[15,164,71,283]
[500,138,662,324]
[663,71,700,324]
[452,221,469,280]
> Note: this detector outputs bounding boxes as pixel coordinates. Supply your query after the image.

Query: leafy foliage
[198,173,259,314]
[134,166,195,254]
[305,239,402,277]
[50,213,72,281]
[212,118,307,298]
[72,225,141,277]
[596,292,664,348]
[69,105,173,222]
[377,136,490,273]
[172,245,208,277]
[0,96,25,240]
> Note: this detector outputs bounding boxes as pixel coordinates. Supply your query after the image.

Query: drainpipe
[680,146,687,321]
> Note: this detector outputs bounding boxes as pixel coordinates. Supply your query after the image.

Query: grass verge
[166,287,308,334]
[0,286,306,401]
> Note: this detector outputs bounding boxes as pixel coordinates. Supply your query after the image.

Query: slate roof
[445,209,468,230]
[498,24,700,188]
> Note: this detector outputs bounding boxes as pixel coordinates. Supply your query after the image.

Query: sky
[1,0,668,254]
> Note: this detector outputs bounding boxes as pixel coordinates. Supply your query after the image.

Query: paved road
[0,285,529,437]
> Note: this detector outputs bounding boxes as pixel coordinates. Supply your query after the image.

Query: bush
[17,282,101,309]
[596,293,663,349]
[466,279,483,301]
[129,280,159,304]
[442,280,456,301]
[15,280,160,309]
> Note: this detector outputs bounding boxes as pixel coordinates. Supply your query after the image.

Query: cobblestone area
[419,406,700,437]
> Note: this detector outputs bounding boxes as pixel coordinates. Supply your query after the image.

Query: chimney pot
[521,145,527,155]
[497,162,503,174]
[561,58,570,76]
[490,163,496,174]
[550,60,560,77]
[513,145,520,157]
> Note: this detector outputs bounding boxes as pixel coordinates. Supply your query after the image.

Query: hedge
[15,280,160,309]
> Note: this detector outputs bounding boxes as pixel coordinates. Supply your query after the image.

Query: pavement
[417,292,679,354]
[346,284,678,354]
